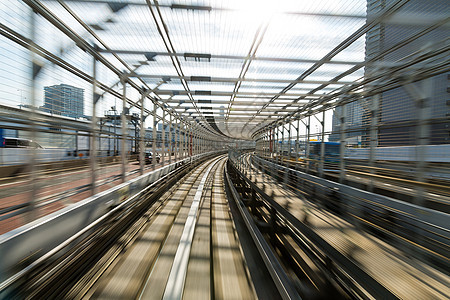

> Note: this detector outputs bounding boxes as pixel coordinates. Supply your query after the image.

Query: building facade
[363,0,449,146]
[42,84,84,118]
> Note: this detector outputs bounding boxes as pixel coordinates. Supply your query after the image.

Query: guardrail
[248,154,449,271]
[224,161,301,300]
[227,155,399,299]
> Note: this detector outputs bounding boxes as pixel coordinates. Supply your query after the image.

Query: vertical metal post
[152,103,157,170]
[179,122,182,159]
[191,129,194,156]
[261,133,264,156]
[276,124,279,162]
[256,135,259,155]
[161,109,166,166]
[169,113,172,164]
[178,119,181,161]
[319,111,325,178]
[273,126,277,159]
[193,129,195,156]
[262,132,265,157]
[120,77,127,182]
[283,123,289,188]
[272,126,275,158]
[75,130,79,156]
[260,133,263,156]
[339,104,346,184]
[197,133,200,155]
[280,125,283,164]
[368,95,380,192]
[190,127,195,156]
[182,124,185,159]
[404,81,431,206]
[193,132,196,156]
[202,135,204,154]
[27,10,38,221]
[288,121,292,163]
[191,131,194,156]
[179,120,182,160]
[296,118,300,165]
[174,118,178,162]
[90,53,98,194]
[259,135,262,156]
[306,116,311,173]
[281,123,285,165]
[186,125,189,158]
[139,93,145,175]
[181,123,185,159]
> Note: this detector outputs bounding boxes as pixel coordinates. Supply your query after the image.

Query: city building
[330,101,365,146]
[363,0,449,146]
[332,0,449,147]
[42,84,84,118]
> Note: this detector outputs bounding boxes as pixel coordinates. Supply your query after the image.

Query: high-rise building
[330,101,365,146]
[333,1,449,147]
[42,84,84,118]
[363,0,449,146]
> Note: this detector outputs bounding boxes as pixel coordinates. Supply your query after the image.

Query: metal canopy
[27,0,445,140]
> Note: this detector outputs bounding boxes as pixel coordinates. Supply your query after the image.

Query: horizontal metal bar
[156,90,322,97]
[131,73,353,85]
[99,49,361,65]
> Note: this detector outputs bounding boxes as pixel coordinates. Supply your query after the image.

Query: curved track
[81,156,258,299]
[233,153,449,299]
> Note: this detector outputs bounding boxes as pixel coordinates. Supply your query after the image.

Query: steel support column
[139,93,145,175]
[120,77,128,182]
[368,95,380,192]
[152,103,157,170]
[306,116,311,173]
[339,104,347,184]
[319,111,325,178]
[296,118,300,167]
[27,10,38,221]
[404,80,432,206]
[90,55,98,193]
[168,113,172,164]
[162,109,166,166]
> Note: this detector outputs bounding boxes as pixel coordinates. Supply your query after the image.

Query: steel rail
[0,153,221,297]
[228,155,400,299]
[224,161,302,300]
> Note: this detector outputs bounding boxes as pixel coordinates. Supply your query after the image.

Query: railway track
[4,152,447,299]
[231,152,449,299]
[85,155,263,299]
[2,155,277,299]
[0,154,196,298]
